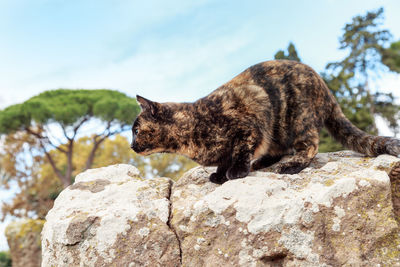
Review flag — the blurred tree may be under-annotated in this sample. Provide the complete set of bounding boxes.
[147,153,198,179]
[274,42,301,62]
[0,251,11,267]
[381,40,400,72]
[71,134,196,181]
[321,7,400,151]
[0,89,140,188]
[0,134,197,220]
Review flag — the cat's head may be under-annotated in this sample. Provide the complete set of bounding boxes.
[131,95,178,155]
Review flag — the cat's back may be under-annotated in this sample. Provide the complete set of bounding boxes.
[210,60,332,108]
[199,60,335,135]
[235,60,325,91]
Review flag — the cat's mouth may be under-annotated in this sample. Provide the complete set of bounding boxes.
[133,146,166,156]
[137,150,152,156]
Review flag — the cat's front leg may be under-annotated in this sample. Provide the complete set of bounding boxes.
[224,135,255,180]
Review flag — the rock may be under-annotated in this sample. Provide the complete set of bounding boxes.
[171,151,400,266]
[41,164,180,267]
[5,219,44,267]
[42,152,400,266]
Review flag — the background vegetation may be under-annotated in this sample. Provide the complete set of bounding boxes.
[0,251,11,267]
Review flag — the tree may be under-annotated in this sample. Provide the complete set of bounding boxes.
[90,135,197,180]
[1,134,197,220]
[0,89,140,188]
[147,153,198,179]
[324,8,399,133]
[274,42,301,62]
[320,8,400,151]
[0,251,11,267]
[381,40,400,73]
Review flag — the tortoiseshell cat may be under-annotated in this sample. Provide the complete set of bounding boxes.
[131,60,400,184]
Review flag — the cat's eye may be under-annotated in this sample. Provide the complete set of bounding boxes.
[134,129,139,135]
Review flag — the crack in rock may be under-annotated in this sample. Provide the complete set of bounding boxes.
[166,181,183,265]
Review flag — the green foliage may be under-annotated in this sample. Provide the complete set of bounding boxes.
[0,89,140,133]
[318,129,344,153]
[0,251,11,267]
[382,40,400,73]
[328,8,391,79]
[0,89,140,189]
[274,42,301,62]
[321,7,400,150]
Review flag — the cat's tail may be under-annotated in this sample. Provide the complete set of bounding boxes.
[325,103,400,157]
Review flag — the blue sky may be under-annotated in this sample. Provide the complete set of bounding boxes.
[1,0,400,250]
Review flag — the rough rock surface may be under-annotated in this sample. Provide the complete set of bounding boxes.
[171,151,400,266]
[42,152,400,266]
[5,219,44,267]
[41,164,180,267]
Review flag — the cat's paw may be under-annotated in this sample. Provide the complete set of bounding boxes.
[273,162,305,174]
[209,172,228,184]
[226,164,249,180]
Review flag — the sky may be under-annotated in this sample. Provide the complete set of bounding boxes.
[1,0,400,251]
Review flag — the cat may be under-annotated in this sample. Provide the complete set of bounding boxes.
[131,60,400,184]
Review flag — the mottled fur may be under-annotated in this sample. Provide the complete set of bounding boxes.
[131,60,400,184]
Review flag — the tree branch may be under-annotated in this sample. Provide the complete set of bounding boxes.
[38,140,69,188]
[25,127,68,154]
[84,135,106,171]
[65,139,74,188]
[83,120,124,170]
[61,125,72,141]
[72,116,90,139]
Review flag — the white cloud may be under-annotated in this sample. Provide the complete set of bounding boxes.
[0,25,254,108]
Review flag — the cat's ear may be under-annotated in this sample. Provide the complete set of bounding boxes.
[136,95,158,116]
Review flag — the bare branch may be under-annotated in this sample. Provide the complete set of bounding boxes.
[25,127,68,154]
[37,140,69,188]
[72,116,90,138]
[84,135,107,170]
[43,124,68,147]
[61,124,72,141]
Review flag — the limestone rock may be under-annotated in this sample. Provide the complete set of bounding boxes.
[42,153,400,266]
[5,219,44,267]
[41,164,180,267]
[171,151,400,266]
